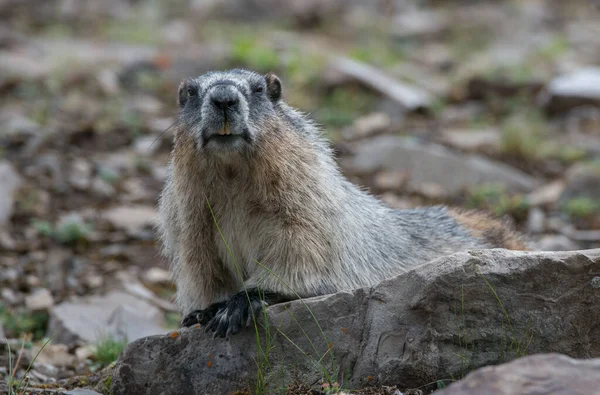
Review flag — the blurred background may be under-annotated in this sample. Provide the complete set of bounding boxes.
[1,0,599,389]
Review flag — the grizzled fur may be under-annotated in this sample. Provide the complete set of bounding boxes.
[157,69,526,338]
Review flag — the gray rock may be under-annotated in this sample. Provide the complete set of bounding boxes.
[143,267,172,286]
[111,248,600,394]
[25,288,54,311]
[133,136,160,157]
[392,9,448,39]
[437,353,600,395]
[106,305,168,343]
[330,57,433,111]
[68,159,93,191]
[347,136,537,194]
[560,162,600,204]
[533,235,580,251]
[102,205,157,237]
[48,291,166,345]
[541,67,600,113]
[64,389,103,395]
[0,160,23,225]
[526,207,545,234]
[343,112,391,141]
[0,111,40,141]
[439,128,501,153]
[526,180,565,207]
[90,177,116,198]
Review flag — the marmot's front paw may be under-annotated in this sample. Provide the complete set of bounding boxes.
[181,301,226,327]
[204,290,267,338]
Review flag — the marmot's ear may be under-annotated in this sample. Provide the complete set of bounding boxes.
[265,72,282,103]
[177,80,189,108]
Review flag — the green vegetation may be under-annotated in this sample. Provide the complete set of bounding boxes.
[500,110,546,160]
[486,63,536,84]
[231,36,281,73]
[97,166,121,185]
[6,336,54,395]
[466,184,529,220]
[0,306,49,340]
[562,197,600,219]
[315,87,378,129]
[102,19,161,45]
[94,337,127,368]
[535,34,569,62]
[164,312,181,330]
[31,216,93,245]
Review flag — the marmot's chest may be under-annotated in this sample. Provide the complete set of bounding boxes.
[212,199,278,280]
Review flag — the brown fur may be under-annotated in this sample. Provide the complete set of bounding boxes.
[448,208,528,251]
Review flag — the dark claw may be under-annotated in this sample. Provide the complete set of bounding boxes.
[203,289,269,338]
[181,301,227,328]
[181,310,203,327]
[202,289,291,338]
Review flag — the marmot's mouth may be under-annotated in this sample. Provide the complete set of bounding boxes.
[208,134,243,144]
[201,126,253,148]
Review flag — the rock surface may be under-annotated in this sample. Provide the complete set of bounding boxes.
[48,291,167,345]
[437,353,600,395]
[541,67,600,113]
[0,160,23,225]
[112,248,600,394]
[347,136,538,194]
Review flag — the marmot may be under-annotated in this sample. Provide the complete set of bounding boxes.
[157,68,527,338]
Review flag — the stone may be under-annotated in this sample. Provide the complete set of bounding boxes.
[541,67,600,114]
[161,20,194,45]
[526,180,565,206]
[106,305,167,343]
[330,57,432,111]
[0,111,40,142]
[44,248,70,293]
[437,353,600,395]
[374,171,408,191]
[68,159,93,191]
[439,128,501,153]
[343,112,391,141]
[526,207,545,234]
[35,344,77,368]
[75,345,95,361]
[25,288,54,311]
[346,136,537,194]
[47,291,166,345]
[560,162,600,204]
[91,177,116,198]
[532,235,581,252]
[102,205,157,237]
[1,288,19,305]
[143,267,172,285]
[117,271,177,312]
[0,160,23,225]
[97,68,120,96]
[392,9,448,39]
[64,389,103,395]
[133,136,160,156]
[111,249,600,394]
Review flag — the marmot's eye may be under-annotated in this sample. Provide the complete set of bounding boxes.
[187,87,197,97]
[254,86,264,94]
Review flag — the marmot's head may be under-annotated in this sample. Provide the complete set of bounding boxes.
[177,68,282,155]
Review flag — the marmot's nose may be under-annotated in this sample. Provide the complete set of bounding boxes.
[210,86,239,111]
